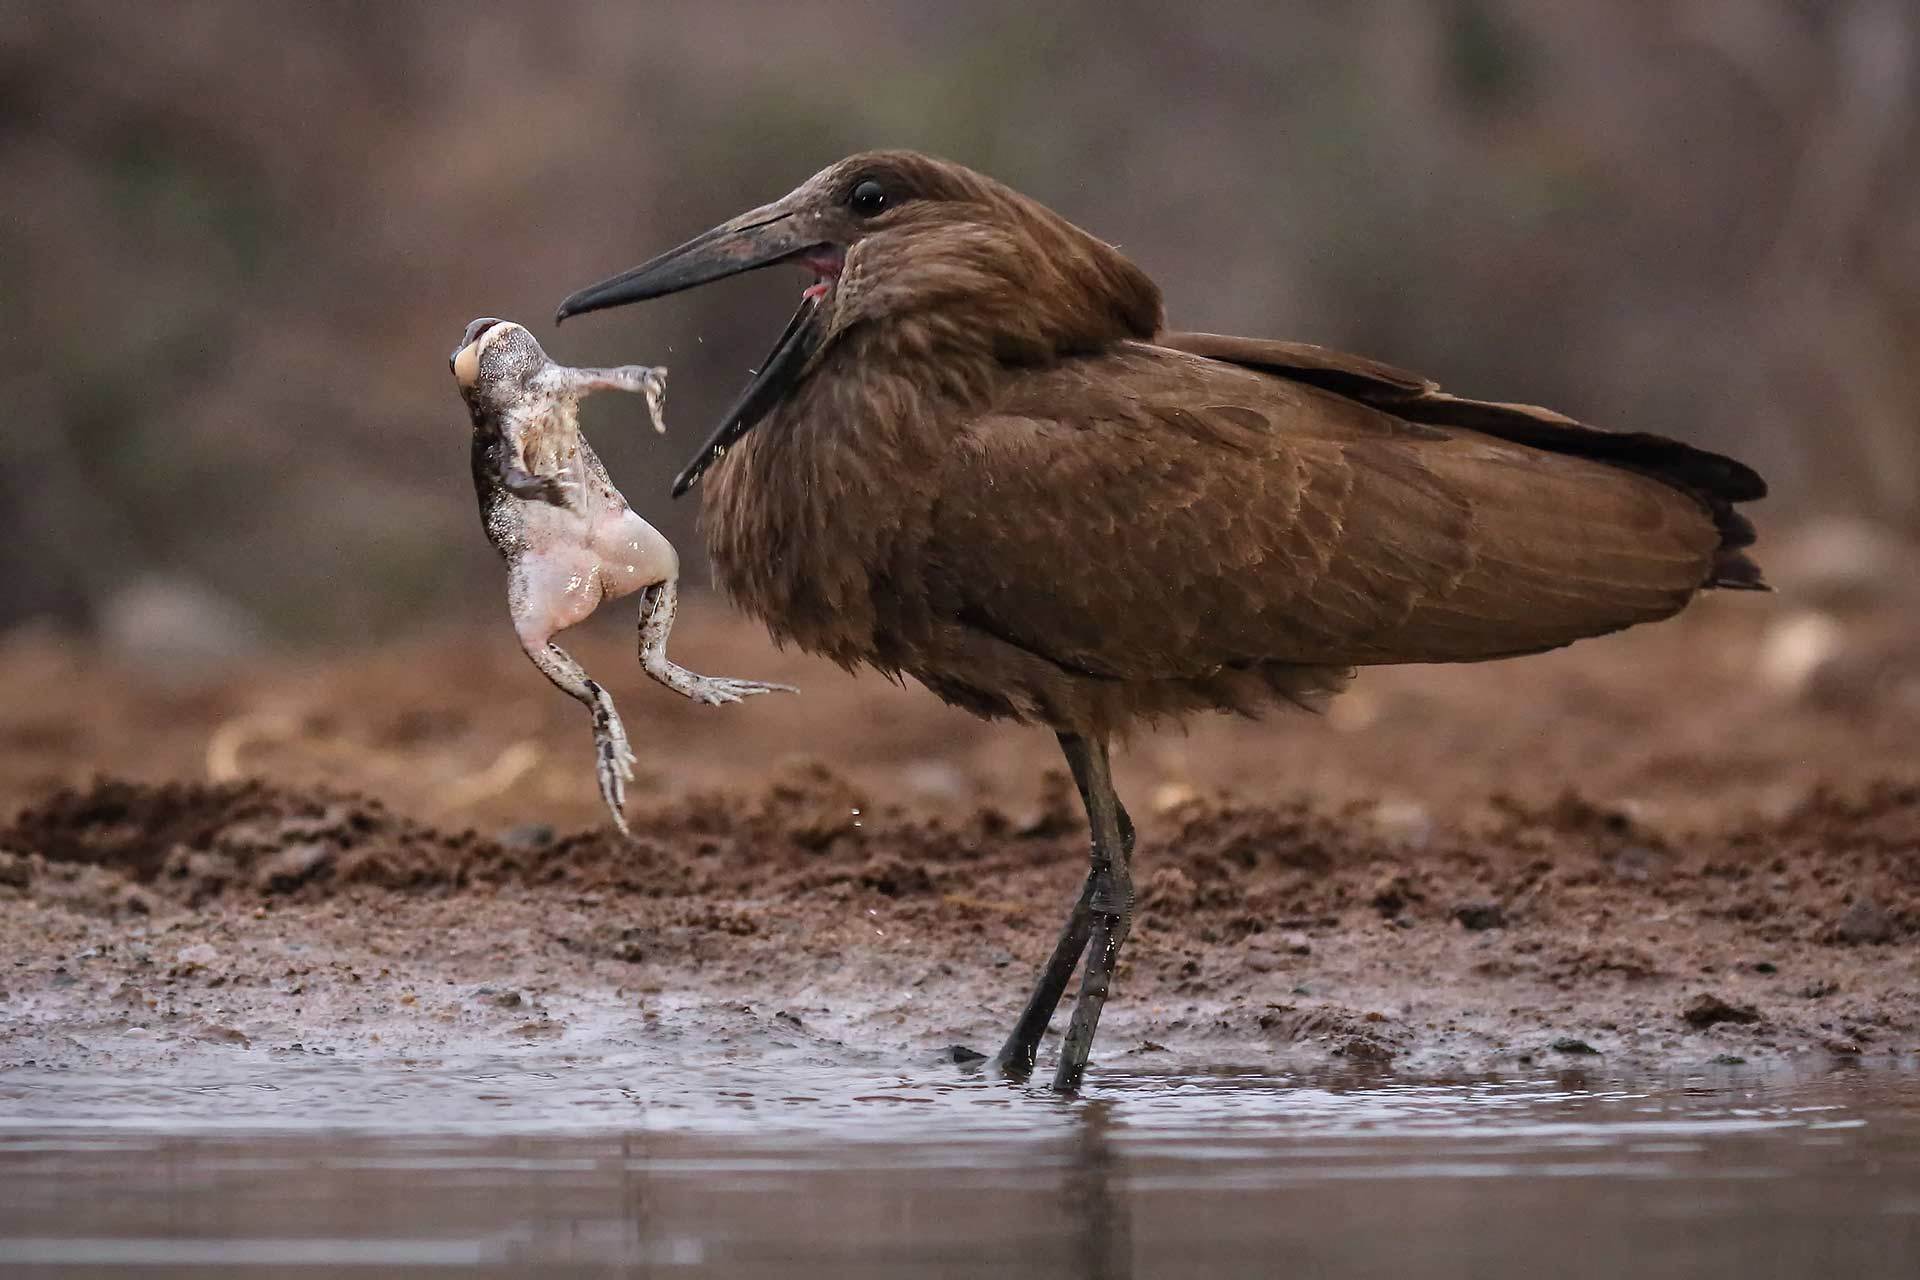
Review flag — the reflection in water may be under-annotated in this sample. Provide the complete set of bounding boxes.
[1,1062,1918,1276]
[1069,1102,1131,1280]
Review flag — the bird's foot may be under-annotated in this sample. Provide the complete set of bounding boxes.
[679,675,798,707]
[988,1044,1039,1082]
[591,705,636,835]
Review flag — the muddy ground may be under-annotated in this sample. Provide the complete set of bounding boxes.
[4,528,1919,1080]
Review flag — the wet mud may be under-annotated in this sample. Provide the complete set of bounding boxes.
[3,549,1919,1078]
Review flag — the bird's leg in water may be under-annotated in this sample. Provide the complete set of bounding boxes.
[994,733,1135,1082]
[1051,734,1134,1094]
[637,580,797,705]
[517,636,634,835]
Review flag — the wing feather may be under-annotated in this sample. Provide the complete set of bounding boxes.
[920,345,1736,679]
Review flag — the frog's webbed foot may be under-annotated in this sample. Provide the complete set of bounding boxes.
[676,674,798,706]
[520,637,634,835]
[591,701,636,836]
[638,580,798,706]
[500,462,576,508]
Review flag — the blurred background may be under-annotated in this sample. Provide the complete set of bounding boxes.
[2,0,1916,651]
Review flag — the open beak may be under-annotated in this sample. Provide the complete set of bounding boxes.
[669,294,823,496]
[553,199,834,497]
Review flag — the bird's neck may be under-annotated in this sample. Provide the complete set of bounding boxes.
[698,327,998,666]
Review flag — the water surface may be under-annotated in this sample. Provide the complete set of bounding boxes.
[2,1058,1916,1276]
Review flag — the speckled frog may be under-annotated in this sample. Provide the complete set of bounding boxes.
[451,318,793,833]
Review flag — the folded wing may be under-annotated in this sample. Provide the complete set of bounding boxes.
[921,342,1759,681]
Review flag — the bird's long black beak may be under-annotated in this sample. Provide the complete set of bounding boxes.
[554,199,833,497]
[553,201,824,323]
[669,295,823,497]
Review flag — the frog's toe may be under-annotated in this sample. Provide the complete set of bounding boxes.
[695,677,798,706]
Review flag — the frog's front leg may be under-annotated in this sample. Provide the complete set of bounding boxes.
[637,579,797,705]
[511,568,633,834]
[499,461,575,507]
[541,364,668,434]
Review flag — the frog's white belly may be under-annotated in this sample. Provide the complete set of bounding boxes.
[507,497,678,641]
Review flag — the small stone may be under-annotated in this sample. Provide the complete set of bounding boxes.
[1150,782,1198,815]
[1708,1054,1748,1066]
[254,843,331,894]
[1244,947,1283,974]
[499,824,556,850]
[1370,799,1433,849]
[1550,1037,1599,1055]
[943,1044,987,1065]
[1830,899,1898,946]
[176,943,219,967]
[1452,902,1507,931]
[1682,993,1761,1029]
[1370,872,1415,916]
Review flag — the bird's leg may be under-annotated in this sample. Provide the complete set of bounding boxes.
[637,579,797,705]
[1051,734,1134,1095]
[516,633,634,836]
[993,733,1135,1082]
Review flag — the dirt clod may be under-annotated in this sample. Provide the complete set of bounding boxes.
[1683,994,1762,1029]
[1452,902,1508,931]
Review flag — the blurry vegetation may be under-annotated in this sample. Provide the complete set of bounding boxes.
[0,0,1915,641]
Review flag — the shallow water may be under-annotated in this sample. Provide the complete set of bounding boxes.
[2,1058,1917,1277]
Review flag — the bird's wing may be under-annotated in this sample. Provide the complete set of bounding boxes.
[921,344,1730,679]
[1159,331,1766,586]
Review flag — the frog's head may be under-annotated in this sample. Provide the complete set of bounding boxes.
[450,318,547,414]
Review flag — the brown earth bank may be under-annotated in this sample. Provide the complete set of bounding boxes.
[3,542,1919,1079]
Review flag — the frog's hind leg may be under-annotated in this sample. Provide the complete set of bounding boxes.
[517,633,634,835]
[638,579,797,705]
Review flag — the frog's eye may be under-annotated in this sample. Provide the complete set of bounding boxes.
[452,337,485,387]
[452,318,509,387]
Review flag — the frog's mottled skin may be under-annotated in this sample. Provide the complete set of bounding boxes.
[451,318,793,833]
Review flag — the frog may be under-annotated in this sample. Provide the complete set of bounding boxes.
[450,317,794,833]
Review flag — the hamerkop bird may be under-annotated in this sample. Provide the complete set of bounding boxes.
[555,151,1766,1092]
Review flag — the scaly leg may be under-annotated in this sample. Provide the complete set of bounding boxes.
[1050,734,1134,1095]
[638,580,796,705]
[519,635,635,835]
[993,733,1136,1080]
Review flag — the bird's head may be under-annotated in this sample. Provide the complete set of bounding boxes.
[554,151,1162,494]
[450,317,549,417]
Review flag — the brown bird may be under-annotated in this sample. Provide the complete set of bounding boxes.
[555,151,1765,1093]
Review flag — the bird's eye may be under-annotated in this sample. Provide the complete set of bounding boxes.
[850,179,889,216]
